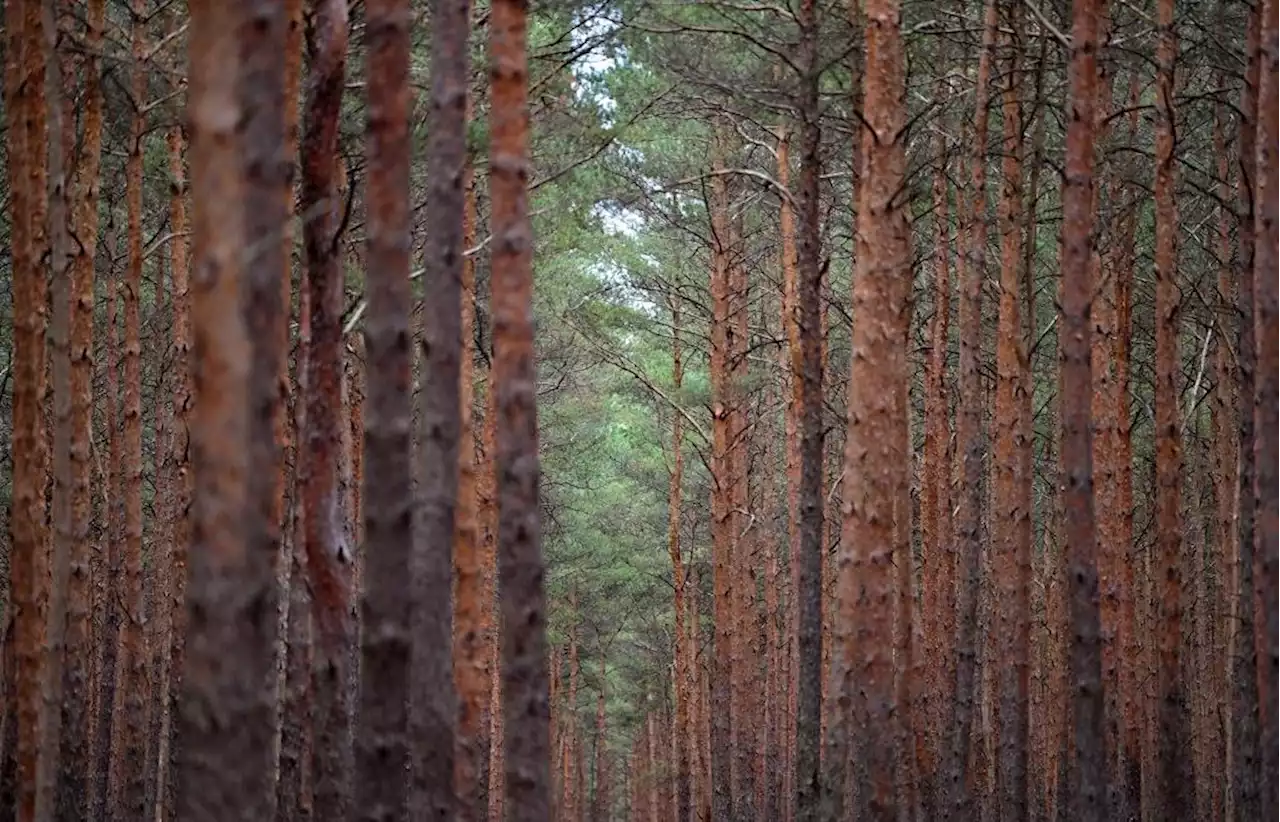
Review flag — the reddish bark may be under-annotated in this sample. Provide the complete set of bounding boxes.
[58,1,104,815]
[667,296,691,822]
[945,2,996,815]
[173,2,270,818]
[489,0,550,813]
[108,6,150,815]
[1060,0,1107,816]
[993,5,1030,816]
[455,165,489,821]
[356,0,417,818]
[708,132,734,822]
[300,0,353,816]
[832,0,908,817]
[1152,1,1189,815]
[1252,0,1279,809]
[1231,4,1263,816]
[793,0,825,818]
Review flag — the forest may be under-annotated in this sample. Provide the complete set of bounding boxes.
[0,0,1276,820]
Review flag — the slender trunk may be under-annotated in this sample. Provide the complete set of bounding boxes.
[1152,2,1189,816]
[776,124,801,822]
[355,0,416,818]
[299,0,353,817]
[455,165,488,822]
[2,1,50,806]
[920,30,953,805]
[793,1,824,819]
[58,1,104,816]
[158,107,191,822]
[108,6,149,815]
[1060,0,1107,817]
[708,133,734,822]
[668,297,691,822]
[1229,4,1263,818]
[410,0,470,810]
[240,1,291,817]
[945,3,996,817]
[40,0,71,815]
[993,5,1030,818]
[1252,0,1279,811]
[489,0,550,814]
[593,658,608,822]
[481,380,504,822]
[277,269,314,822]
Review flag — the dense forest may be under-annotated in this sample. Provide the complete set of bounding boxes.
[0,0,1276,820]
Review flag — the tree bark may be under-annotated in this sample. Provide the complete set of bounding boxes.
[489,0,550,815]
[299,0,353,817]
[173,2,270,819]
[57,1,104,816]
[1152,2,1189,816]
[830,0,908,818]
[1231,4,1263,817]
[108,5,150,815]
[993,4,1030,817]
[1060,0,1107,817]
[1252,0,1278,811]
[355,0,416,818]
[944,3,996,817]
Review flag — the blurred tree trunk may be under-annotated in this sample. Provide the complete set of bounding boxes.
[355,0,416,817]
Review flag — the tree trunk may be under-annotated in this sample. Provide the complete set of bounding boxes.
[793,1,824,820]
[993,5,1030,818]
[1152,2,1189,816]
[108,5,150,815]
[489,0,550,814]
[668,296,691,822]
[355,0,416,818]
[300,0,353,817]
[708,131,735,822]
[945,3,996,816]
[173,2,270,819]
[831,0,908,817]
[58,1,104,815]
[1252,0,1278,811]
[1060,0,1107,817]
[1231,4,1263,817]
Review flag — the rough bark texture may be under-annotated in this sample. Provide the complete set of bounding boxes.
[993,6,1030,817]
[1152,2,1188,816]
[173,2,268,819]
[41,0,71,815]
[708,133,734,822]
[355,1,416,819]
[300,1,353,818]
[920,32,953,802]
[108,6,150,816]
[455,166,488,822]
[944,3,995,816]
[411,0,469,811]
[667,298,691,822]
[834,0,908,817]
[159,101,192,822]
[1060,0,1107,817]
[793,2,824,820]
[1231,4,1262,816]
[1253,0,1278,812]
[58,1,104,816]
[278,276,314,822]
[489,0,551,816]
[3,3,50,804]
